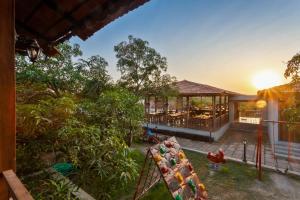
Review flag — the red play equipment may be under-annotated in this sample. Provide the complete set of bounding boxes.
[256,120,300,180]
[207,149,226,164]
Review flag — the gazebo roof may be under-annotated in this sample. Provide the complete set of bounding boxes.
[175,80,238,96]
[16,0,149,55]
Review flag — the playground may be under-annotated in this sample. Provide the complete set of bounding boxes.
[129,146,300,200]
[128,127,300,200]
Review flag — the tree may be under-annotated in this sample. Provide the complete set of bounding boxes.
[283,53,300,124]
[17,42,83,97]
[114,35,176,97]
[76,55,112,98]
[17,42,111,99]
[285,53,300,83]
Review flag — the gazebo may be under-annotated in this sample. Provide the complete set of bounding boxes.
[145,80,237,139]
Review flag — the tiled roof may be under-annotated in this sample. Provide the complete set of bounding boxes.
[175,80,238,96]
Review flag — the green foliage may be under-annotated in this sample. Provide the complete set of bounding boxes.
[16,42,83,96]
[16,42,111,98]
[17,96,76,138]
[22,172,79,200]
[283,52,300,126]
[15,39,165,199]
[76,55,112,98]
[190,97,212,108]
[59,118,139,199]
[114,35,176,97]
[285,53,300,83]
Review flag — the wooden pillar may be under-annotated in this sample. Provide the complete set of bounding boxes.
[165,97,169,113]
[186,96,190,112]
[147,96,150,113]
[212,96,216,131]
[154,96,157,113]
[0,0,16,199]
[144,97,147,113]
[219,95,222,126]
[186,96,190,127]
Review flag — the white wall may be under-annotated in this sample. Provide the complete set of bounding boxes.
[267,98,279,144]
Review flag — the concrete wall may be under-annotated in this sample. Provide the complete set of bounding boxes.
[145,122,230,141]
[213,122,231,141]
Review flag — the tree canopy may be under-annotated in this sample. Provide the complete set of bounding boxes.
[283,52,300,123]
[285,53,300,83]
[114,35,176,97]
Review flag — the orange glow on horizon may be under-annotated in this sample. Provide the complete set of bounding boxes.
[252,70,283,90]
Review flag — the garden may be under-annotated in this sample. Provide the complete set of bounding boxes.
[16,35,300,200]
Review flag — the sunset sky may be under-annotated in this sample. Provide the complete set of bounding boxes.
[70,0,300,94]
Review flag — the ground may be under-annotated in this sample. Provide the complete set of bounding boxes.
[175,127,300,173]
[22,142,300,200]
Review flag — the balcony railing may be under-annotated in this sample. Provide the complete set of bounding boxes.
[146,112,229,131]
[2,170,33,200]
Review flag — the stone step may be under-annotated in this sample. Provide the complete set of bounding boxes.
[274,152,300,162]
[230,122,263,133]
[274,144,300,160]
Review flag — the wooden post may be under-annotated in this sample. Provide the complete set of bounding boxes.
[154,97,157,113]
[212,96,216,131]
[186,96,190,128]
[165,97,169,113]
[0,0,16,199]
[219,95,222,127]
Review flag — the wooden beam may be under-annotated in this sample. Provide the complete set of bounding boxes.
[0,0,16,199]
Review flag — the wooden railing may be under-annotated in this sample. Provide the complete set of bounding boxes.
[2,170,33,200]
[146,113,229,132]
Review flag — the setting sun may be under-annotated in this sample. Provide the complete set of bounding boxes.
[252,70,282,90]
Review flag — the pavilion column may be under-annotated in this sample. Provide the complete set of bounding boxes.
[186,96,190,127]
[147,96,150,113]
[226,96,229,121]
[212,96,216,131]
[144,96,148,113]
[219,95,222,126]
[0,0,16,199]
[165,97,169,113]
[154,96,157,113]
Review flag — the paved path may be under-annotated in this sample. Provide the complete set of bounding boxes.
[161,128,300,174]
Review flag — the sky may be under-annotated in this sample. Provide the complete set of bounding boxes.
[70,0,300,95]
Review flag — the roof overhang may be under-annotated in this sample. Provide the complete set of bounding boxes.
[15,0,149,56]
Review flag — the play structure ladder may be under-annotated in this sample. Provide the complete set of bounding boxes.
[133,149,161,200]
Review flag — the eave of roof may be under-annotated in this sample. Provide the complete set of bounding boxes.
[15,0,149,55]
[175,80,239,96]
